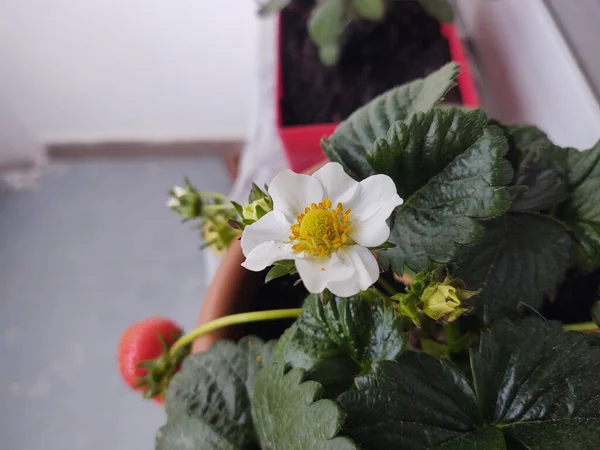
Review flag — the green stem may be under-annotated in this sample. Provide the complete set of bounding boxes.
[364,286,387,301]
[376,277,398,297]
[204,204,235,214]
[169,308,302,357]
[200,191,231,202]
[562,322,598,332]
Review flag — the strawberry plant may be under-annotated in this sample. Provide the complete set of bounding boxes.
[123,63,600,448]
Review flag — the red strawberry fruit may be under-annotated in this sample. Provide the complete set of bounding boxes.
[118,317,186,403]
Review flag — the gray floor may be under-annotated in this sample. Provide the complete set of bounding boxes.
[0,157,230,449]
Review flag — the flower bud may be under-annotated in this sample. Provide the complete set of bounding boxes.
[166,184,202,220]
[421,283,465,322]
[202,213,241,256]
[242,198,272,223]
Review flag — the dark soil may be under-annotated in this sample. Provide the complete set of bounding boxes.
[541,268,600,324]
[244,275,308,341]
[280,0,462,126]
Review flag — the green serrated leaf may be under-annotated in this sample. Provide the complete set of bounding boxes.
[339,354,481,449]
[420,0,455,23]
[351,0,384,21]
[456,215,572,324]
[432,427,507,449]
[509,150,568,213]
[380,122,513,274]
[556,141,600,270]
[338,318,600,449]
[506,124,570,173]
[251,364,359,450]
[265,260,295,283]
[322,63,458,180]
[368,108,491,197]
[561,141,600,187]
[473,319,600,448]
[588,332,600,348]
[277,293,407,389]
[156,415,241,450]
[160,337,274,449]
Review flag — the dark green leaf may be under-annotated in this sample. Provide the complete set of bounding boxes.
[160,337,274,449]
[322,63,458,180]
[339,355,481,449]
[561,141,600,187]
[593,301,600,327]
[265,260,295,283]
[472,319,600,448]
[432,428,506,449]
[509,150,568,212]
[156,415,243,450]
[380,123,512,274]
[351,0,384,21]
[420,0,455,23]
[277,293,407,388]
[338,318,600,449]
[587,332,600,348]
[251,364,359,450]
[507,124,552,148]
[456,215,572,324]
[505,124,571,174]
[503,124,600,268]
[557,141,600,270]
[368,108,490,197]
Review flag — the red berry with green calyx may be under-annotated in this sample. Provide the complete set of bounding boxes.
[117,317,189,403]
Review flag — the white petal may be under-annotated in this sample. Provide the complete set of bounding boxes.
[326,246,380,297]
[242,241,294,272]
[350,213,392,247]
[166,197,180,208]
[173,185,187,197]
[268,169,323,222]
[240,210,291,256]
[295,253,349,294]
[312,162,359,205]
[345,174,403,221]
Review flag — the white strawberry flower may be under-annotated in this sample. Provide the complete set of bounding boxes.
[241,162,403,297]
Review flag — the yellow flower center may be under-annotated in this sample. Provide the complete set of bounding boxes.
[289,198,352,257]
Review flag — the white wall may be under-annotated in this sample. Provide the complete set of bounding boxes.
[456,0,600,150]
[0,0,258,162]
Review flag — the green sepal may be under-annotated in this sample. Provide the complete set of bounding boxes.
[265,260,296,283]
[135,332,191,400]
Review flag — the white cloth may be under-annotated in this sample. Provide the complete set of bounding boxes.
[204,16,288,281]
[229,15,288,204]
